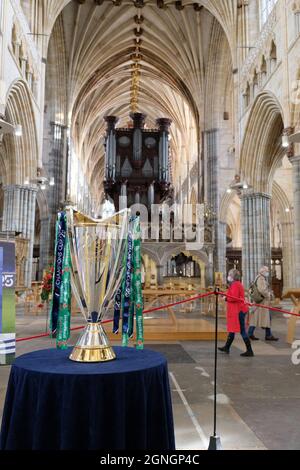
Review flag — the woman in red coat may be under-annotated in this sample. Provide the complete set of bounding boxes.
[218,269,254,357]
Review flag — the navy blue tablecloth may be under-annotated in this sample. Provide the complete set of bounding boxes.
[0,347,175,450]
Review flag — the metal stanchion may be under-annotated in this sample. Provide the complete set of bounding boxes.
[208,288,222,450]
[45,301,49,333]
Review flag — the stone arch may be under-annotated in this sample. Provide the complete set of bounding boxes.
[219,190,241,248]
[160,245,209,268]
[4,80,38,184]
[271,181,295,290]
[240,91,284,194]
[160,247,208,288]
[141,245,161,267]
[219,190,235,223]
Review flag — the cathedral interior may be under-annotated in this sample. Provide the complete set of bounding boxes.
[1,0,300,452]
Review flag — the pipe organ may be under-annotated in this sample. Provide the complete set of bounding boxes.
[104,112,172,211]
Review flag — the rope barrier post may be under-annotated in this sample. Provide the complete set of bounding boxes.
[208,287,222,451]
[45,301,49,334]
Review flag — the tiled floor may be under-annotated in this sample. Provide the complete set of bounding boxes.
[1,310,300,450]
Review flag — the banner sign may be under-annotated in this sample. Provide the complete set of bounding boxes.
[0,238,16,365]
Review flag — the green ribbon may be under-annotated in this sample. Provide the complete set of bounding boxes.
[120,217,144,348]
[56,230,71,349]
[132,217,144,350]
[50,213,71,349]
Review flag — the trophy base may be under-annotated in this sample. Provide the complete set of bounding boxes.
[69,345,116,363]
[69,322,116,363]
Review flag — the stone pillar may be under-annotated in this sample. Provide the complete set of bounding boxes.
[205,129,219,276]
[217,221,227,279]
[2,185,37,287]
[206,129,218,214]
[38,216,51,279]
[240,192,271,288]
[205,248,214,286]
[290,156,300,287]
[281,221,295,290]
[157,265,164,286]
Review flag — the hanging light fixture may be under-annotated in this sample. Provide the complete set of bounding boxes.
[14,124,22,137]
[282,135,289,148]
[24,174,55,190]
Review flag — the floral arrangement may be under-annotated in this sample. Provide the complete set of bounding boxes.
[40,265,54,303]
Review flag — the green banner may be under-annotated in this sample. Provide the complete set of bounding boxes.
[56,231,71,349]
[132,218,144,350]
[50,212,71,349]
[116,216,144,349]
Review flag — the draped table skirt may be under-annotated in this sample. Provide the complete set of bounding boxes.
[0,347,175,450]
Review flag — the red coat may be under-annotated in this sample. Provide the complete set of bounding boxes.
[225,281,248,333]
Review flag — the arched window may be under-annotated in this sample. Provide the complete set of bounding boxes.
[260,0,277,27]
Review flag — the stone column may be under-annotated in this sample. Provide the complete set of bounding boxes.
[217,221,227,279]
[38,216,51,279]
[205,248,214,286]
[2,185,37,287]
[281,221,295,290]
[205,129,219,276]
[290,156,300,287]
[240,192,271,288]
[206,129,218,214]
[157,265,164,286]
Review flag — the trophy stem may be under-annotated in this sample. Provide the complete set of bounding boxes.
[69,322,116,363]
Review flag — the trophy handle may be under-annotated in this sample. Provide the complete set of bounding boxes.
[65,207,89,321]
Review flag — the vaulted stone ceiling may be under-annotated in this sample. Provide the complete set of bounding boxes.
[43,0,233,198]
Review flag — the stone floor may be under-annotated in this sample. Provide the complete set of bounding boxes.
[0,309,300,450]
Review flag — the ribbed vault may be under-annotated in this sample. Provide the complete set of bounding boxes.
[44,0,232,201]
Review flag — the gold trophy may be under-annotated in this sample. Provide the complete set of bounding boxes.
[66,207,130,362]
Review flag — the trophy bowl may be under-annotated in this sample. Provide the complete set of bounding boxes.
[66,207,130,362]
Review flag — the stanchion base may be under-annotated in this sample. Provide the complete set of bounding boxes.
[208,436,222,450]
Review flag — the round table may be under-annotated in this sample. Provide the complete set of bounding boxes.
[0,347,175,450]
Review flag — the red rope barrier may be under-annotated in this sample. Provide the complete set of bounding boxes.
[143,291,214,314]
[17,289,298,344]
[217,290,300,318]
[16,291,216,343]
